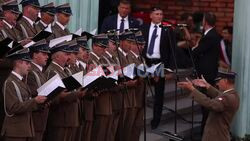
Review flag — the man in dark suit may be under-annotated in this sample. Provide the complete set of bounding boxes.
[192,12,221,134]
[141,7,173,129]
[100,0,139,33]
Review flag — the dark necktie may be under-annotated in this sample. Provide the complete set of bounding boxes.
[148,25,158,56]
[119,18,125,33]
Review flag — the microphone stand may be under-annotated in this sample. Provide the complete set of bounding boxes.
[160,25,184,141]
[128,28,156,141]
[110,30,131,141]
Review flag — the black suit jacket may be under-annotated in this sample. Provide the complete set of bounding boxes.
[100,14,139,33]
[141,24,173,68]
[193,28,221,84]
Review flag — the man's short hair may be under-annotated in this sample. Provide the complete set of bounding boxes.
[204,12,216,26]
[119,0,131,5]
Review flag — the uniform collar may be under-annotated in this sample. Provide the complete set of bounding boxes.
[105,51,112,58]
[118,47,127,57]
[11,71,23,80]
[90,52,100,60]
[56,21,66,30]
[223,88,234,94]
[40,20,48,27]
[3,20,13,29]
[32,62,43,72]
[130,50,139,58]
[52,61,64,71]
[23,16,35,27]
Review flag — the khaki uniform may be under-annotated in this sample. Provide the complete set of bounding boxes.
[35,21,46,33]
[16,17,39,39]
[45,62,80,141]
[128,51,145,141]
[89,52,113,141]
[116,49,138,141]
[1,21,22,41]
[103,51,123,141]
[26,64,49,141]
[191,86,240,141]
[1,73,38,140]
[48,22,70,40]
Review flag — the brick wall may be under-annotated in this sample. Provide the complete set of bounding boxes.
[132,0,234,32]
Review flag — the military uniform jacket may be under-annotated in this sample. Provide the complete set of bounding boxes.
[45,62,80,127]
[1,21,22,41]
[128,51,145,108]
[89,52,113,115]
[35,21,46,33]
[1,73,38,137]
[16,17,39,39]
[118,48,137,108]
[191,86,240,141]
[47,22,70,40]
[26,63,49,132]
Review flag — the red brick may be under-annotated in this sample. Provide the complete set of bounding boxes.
[214,12,225,17]
[167,6,183,10]
[217,8,234,12]
[200,0,216,1]
[203,7,217,12]
[193,2,209,7]
[210,2,226,8]
[217,18,233,22]
[227,3,234,8]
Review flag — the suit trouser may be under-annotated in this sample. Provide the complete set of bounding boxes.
[151,77,165,126]
[91,115,113,141]
[46,127,77,141]
[4,137,31,141]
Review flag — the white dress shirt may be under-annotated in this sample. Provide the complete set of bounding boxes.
[204,27,214,36]
[3,20,13,29]
[117,14,129,31]
[147,22,162,59]
[40,20,48,27]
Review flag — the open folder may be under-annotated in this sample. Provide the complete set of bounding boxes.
[83,66,117,91]
[37,74,65,100]
[62,71,83,91]
[32,24,53,42]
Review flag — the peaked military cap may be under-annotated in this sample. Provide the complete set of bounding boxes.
[40,2,56,15]
[76,36,89,50]
[2,0,20,14]
[7,48,31,61]
[20,0,40,8]
[29,39,50,53]
[68,39,79,53]
[119,31,134,41]
[215,70,237,81]
[50,41,72,54]
[56,3,72,16]
[92,34,109,48]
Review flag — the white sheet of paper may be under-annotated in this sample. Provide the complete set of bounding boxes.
[74,28,82,36]
[123,63,136,79]
[37,74,65,96]
[146,62,162,74]
[44,24,52,33]
[137,63,146,72]
[49,35,73,47]
[8,41,14,48]
[24,41,35,48]
[83,66,105,87]
[72,71,84,86]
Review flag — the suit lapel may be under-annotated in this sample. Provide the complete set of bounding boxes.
[22,18,37,35]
